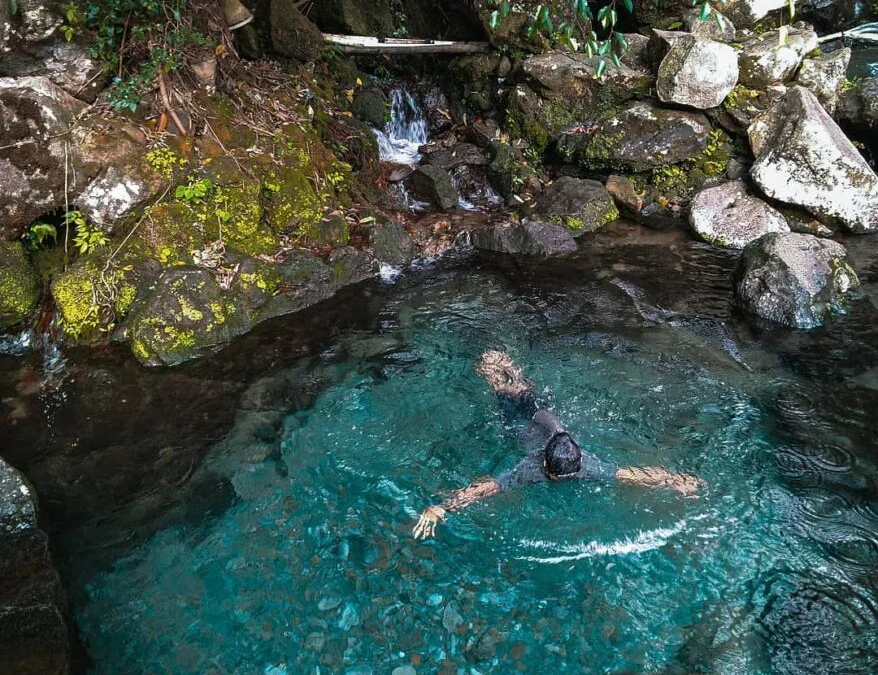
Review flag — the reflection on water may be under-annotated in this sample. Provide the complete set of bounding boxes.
[3,226,878,675]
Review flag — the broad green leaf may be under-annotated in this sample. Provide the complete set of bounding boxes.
[489,10,500,30]
[787,0,795,18]
[623,0,634,12]
[595,59,608,78]
[713,12,725,29]
[9,0,18,15]
[615,33,629,51]
[500,0,510,16]
[611,52,622,67]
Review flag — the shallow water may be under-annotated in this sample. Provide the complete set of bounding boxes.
[3,226,878,675]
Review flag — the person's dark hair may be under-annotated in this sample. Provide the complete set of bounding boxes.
[544,433,582,478]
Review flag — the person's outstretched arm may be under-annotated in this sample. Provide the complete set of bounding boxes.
[412,477,502,540]
[614,466,704,496]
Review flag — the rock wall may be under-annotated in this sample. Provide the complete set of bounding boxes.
[0,458,69,675]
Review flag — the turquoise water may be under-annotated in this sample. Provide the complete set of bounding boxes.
[61,243,878,674]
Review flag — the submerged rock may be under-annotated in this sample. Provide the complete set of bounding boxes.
[749,86,878,233]
[735,232,859,328]
[689,180,789,248]
[0,240,40,329]
[556,102,712,172]
[0,457,69,675]
[738,27,819,88]
[794,48,850,114]
[406,165,459,210]
[532,177,618,235]
[657,34,739,109]
[473,219,577,256]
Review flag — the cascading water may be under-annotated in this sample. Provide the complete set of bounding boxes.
[373,89,429,165]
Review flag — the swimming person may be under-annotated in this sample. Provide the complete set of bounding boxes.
[412,350,705,540]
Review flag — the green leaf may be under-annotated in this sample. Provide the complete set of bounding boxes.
[489,10,500,29]
[500,0,511,16]
[713,12,725,29]
[787,0,795,18]
[595,59,608,78]
[700,2,711,21]
[611,52,622,67]
[623,0,634,12]
[615,33,629,51]
[8,0,17,15]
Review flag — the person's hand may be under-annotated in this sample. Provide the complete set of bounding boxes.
[670,473,705,496]
[412,505,446,540]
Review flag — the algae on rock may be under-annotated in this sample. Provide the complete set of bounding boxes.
[0,240,40,328]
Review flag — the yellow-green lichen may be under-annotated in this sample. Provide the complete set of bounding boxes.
[201,180,280,257]
[0,240,40,328]
[52,262,101,339]
[146,147,187,180]
[263,167,324,240]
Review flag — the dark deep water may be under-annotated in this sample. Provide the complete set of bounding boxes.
[2,223,877,674]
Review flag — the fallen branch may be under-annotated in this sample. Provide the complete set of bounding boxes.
[158,72,188,136]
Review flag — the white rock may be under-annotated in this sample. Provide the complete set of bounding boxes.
[690,180,789,248]
[723,0,793,27]
[739,27,819,88]
[749,86,878,233]
[794,48,850,114]
[657,35,739,109]
[683,8,736,42]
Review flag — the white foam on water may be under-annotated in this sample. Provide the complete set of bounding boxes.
[379,263,403,284]
[516,520,689,564]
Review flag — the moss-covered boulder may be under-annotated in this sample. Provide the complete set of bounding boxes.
[556,102,713,172]
[264,166,324,240]
[0,240,40,328]
[138,202,205,266]
[269,0,324,62]
[205,179,279,256]
[406,165,459,211]
[532,177,619,235]
[126,267,252,366]
[352,87,387,128]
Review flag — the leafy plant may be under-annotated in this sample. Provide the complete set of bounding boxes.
[60,2,84,41]
[67,211,109,255]
[22,221,58,250]
[489,0,724,76]
[175,178,214,204]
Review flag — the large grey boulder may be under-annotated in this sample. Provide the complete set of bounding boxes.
[406,165,459,211]
[749,86,878,233]
[735,232,859,328]
[657,35,739,109]
[369,220,417,266]
[0,457,69,675]
[556,101,712,171]
[532,177,619,234]
[795,48,850,114]
[739,27,819,88]
[690,180,789,248]
[0,76,85,239]
[473,219,577,256]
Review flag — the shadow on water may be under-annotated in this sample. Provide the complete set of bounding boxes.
[2,223,878,674]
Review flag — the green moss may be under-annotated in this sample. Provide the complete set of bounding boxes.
[0,240,40,328]
[130,317,197,360]
[52,261,102,340]
[145,147,187,179]
[263,167,324,240]
[202,180,280,257]
[138,202,205,266]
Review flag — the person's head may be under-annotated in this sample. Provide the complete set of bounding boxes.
[543,432,582,480]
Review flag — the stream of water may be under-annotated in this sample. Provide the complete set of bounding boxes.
[4,227,875,675]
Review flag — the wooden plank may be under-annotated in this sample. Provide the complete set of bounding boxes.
[323,33,491,54]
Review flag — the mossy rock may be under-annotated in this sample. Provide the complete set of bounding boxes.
[203,179,280,257]
[126,267,252,366]
[230,254,284,313]
[263,167,324,240]
[504,84,576,154]
[51,260,102,341]
[138,202,205,266]
[0,240,40,329]
[533,176,619,235]
[310,215,350,247]
[352,87,387,127]
[369,220,416,266]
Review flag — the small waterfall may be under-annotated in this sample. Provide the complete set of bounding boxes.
[374,89,428,165]
[1,329,67,389]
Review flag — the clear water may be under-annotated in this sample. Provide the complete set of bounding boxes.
[374,89,428,166]
[64,235,878,675]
